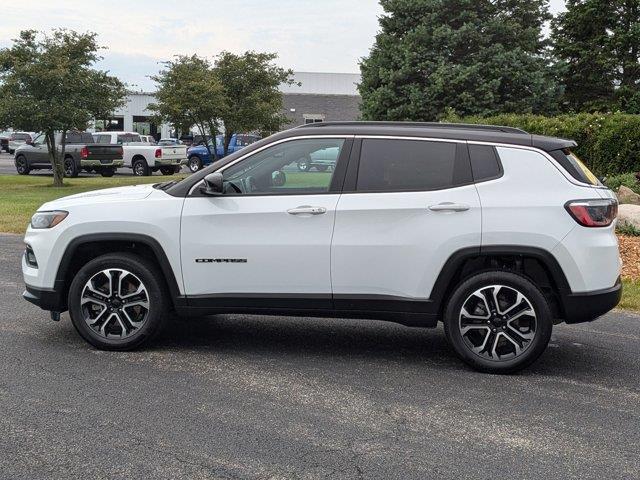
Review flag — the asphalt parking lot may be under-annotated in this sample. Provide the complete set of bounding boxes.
[1,233,639,479]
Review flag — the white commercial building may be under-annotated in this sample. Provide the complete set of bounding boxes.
[94,72,362,139]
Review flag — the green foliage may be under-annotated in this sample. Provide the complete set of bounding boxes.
[617,222,640,237]
[551,0,640,113]
[149,55,226,158]
[0,30,126,186]
[443,112,640,176]
[359,0,561,121]
[215,51,296,155]
[604,173,640,194]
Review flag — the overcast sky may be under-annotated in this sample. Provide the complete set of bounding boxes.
[0,0,567,91]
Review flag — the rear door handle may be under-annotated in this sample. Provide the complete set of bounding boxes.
[287,206,327,215]
[428,202,470,212]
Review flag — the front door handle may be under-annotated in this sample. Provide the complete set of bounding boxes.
[287,205,327,215]
[428,202,470,212]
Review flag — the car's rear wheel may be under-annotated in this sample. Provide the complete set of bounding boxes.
[68,253,169,350]
[160,166,174,175]
[63,157,79,178]
[188,156,202,173]
[443,271,552,373]
[15,155,30,175]
[132,158,150,176]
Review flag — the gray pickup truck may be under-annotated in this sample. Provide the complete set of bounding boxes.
[14,132,124,177]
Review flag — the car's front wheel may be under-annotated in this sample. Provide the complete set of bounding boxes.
[443,271,552,373]
[15,155,30,175]
[68,253,169,350]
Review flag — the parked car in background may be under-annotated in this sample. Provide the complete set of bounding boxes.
[0,131,12,152]
[8,132,35,154]
[93,131,186,176]
[186,134,260,172]
[14,131,124,177]
[296,146,340,171]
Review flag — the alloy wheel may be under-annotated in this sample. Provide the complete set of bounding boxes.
[458,285,537,361]
[189,158,199,172]
[80,268,150,339]
[64,159,74,176]
[16,157,27,173]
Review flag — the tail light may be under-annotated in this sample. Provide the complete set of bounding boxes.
[117,147,123,157]
[155,148,162,158]
[565,199,617,227]
[80,146,89,159]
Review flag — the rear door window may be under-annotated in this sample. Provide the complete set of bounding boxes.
[356,139,470,192]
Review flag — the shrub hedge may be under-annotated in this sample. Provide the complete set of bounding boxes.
[442,112,640,176]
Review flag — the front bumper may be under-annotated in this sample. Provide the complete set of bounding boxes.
[81,159,124,168]
[562,278,622,324]
[23,284,67,312]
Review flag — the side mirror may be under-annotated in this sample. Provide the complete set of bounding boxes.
[201,172,224,196]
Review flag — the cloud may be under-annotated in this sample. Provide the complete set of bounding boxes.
[0,0,383,88]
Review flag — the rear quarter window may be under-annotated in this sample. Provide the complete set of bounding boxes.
[549,149,600,186]
[356,139,471,192]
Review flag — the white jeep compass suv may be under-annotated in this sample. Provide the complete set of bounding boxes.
[22,122,621,373]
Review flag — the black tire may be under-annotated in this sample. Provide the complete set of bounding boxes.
[160,166,174,175]
[63,156,79,178]
[15,155,30,175]
[315,164,328,172]
[8,149,14,155]
[188,156,202,173]
[443,271,553,374]
[99,168,115,177]
[67,253,169,350]
[132,158,150,176]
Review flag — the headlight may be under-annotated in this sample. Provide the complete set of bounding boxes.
[30,210,68,229]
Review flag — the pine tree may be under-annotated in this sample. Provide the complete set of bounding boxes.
[552,0,640,112]
[359,0,560,121]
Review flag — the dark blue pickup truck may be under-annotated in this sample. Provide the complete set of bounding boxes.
[186,134,260,172]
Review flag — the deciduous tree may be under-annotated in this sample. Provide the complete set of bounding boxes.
[214,51,296,155]
[0,30,126,186]
[149,55,226,159]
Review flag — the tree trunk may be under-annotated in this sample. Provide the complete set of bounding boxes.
[47,131,64,188]
[224,131,234,156]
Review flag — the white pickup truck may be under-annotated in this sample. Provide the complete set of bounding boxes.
[93,131,187,176]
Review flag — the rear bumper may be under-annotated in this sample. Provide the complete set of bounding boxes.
[81,159,124,167]
[23,284,67,312]
[562,278,622,324]
[156,158,184,166]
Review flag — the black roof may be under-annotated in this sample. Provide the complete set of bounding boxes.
[292,121,576,152]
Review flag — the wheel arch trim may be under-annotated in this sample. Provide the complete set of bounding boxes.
[54,233,182,306]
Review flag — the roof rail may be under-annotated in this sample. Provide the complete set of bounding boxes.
[296,121,528,135]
